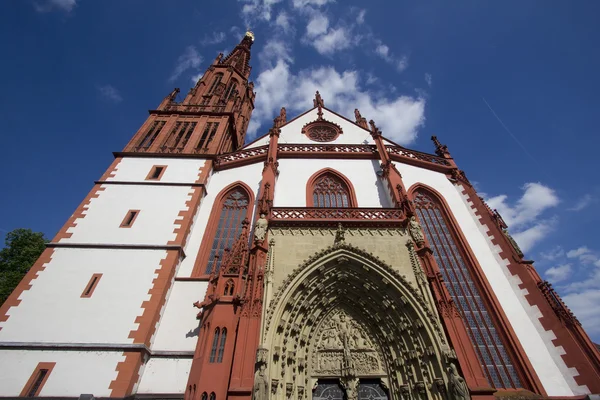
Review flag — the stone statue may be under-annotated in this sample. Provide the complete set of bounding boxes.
[502,229,524,257]
[334,223,346,245]
[254,214,268,243]
[448,362,470,400]
[253,363,269,400]
[343,378,359,400]
[409,216,425,246]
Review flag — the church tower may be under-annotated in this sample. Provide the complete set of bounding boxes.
[1,30,600,400]
[123,32,255,155]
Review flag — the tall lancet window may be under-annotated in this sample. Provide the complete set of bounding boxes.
[413,189,522,389]
[310,171,355,208]
[208,73,223,94]
[198,185,252,276]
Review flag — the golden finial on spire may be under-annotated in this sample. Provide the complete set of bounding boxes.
[245,30,255,42]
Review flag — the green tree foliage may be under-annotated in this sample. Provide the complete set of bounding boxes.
[0,229,48,306]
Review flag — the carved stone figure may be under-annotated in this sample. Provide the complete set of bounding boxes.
[334,223,346,245]
[253,363,269,400]
[409,216,425,246]
[342,378,359,400]
[502,229,524,257]
[448,362,470,400]
[254,214,268,243]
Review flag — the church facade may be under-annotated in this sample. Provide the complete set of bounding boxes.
[0,33,599,400]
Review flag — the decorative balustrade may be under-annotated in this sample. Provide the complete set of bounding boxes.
[162,104,228,113]
[386,145,450,166]
[215,145,269,168]
[278,144,378,155]
[270,207,405,226]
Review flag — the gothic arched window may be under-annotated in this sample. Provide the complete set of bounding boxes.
[208,73,223,94]
[224,280,235,296]
[217,328,227,363]
[209,328,220,363]
[413,188,522,389]
[308,170,356,208]
[194,184,253,276]
[209,393,216,400]
[224,79,238,101]
[201,393,207,400]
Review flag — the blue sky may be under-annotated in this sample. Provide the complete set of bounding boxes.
[1,0,599,340]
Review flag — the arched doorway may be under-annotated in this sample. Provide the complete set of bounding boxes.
[262,243,452,400]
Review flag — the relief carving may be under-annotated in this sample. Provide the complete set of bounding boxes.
[447,362,470,400]
[409,216,425,246]
[254,213,268,243]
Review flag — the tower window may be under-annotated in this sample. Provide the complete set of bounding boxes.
[138,120,166,149]
[208,73,223,94]
[413,189,522,389]
[146,165,167,181]
[209,328,220,363]
[209,393,216,400]
[20,362,55,397]
[163,121,197,151]
[196,122,220,150]
[311,173,353,208]
[224,279,235,296]
[81,274,102,298]
[217,328,227,363]
[120,210,140,228]
[224,79,238,101]
[201,393,208,400]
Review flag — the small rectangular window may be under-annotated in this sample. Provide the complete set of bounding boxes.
[20,362,55,397]
[81,273,102,298]
[145,165,167,181]
[120,210,140,228]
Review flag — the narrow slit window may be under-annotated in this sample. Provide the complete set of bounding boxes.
[146,165,166,181]
[21,363,55,397]
[209,328,220,363]
[81,274,102,298]
[138,120,166,149]
[120,210,140,228]
[217,328,227,363]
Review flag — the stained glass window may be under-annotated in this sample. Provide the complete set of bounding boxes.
[312,174,351,208]
[205,188,249,274]
[413,189,522,388]
[217,328,227,363]
[209,328,220,363]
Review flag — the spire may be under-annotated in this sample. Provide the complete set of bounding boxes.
[219,31,254,79]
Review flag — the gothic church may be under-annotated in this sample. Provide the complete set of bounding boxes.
[1,32,599,400]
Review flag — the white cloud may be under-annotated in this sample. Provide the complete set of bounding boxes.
[485,183,559,253]
[567,246,591,259]
[34,0,76,12]
[425,73,433,87]
[540,246,564,261]
[248,41,425,144]
[275,11,293,34]
[563,289,600,336]
[568,194,594,211]
[169,46,203,82]
[374,43,409,73]
[545,264,572,283]
[98,85,123,103]
[312,27,351,55]
[356,9,366,24]
[306,14,329,38]
[240,0,282,23]
[292,0,334,8]
[201,31,226,46]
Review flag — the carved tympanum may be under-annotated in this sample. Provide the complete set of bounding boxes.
[312,310,383,377]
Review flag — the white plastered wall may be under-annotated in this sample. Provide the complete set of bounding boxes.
[0,248,166,344]
[176,163,263,277]
[107,157,208,184]
[274,158,391,208]
[394,161,577,396]
[137,358,192,394]
[244,108,373,148]
[0,350,125,397]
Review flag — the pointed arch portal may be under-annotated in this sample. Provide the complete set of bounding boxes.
[263,243,453,400]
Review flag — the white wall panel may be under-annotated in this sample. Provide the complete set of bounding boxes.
[395,162,576,396]
[61,184,192,245]
[0,350,124,397]
[152,281,207,351]
[0,248,165,344]
[107,157,208,184]
[274,159,391,208]
[137,358,192,394]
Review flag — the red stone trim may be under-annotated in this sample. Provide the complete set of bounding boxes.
[53,185,106,241]
[191,181,255,278]
[100,157,122,180]
[408,183,546,393]
[306,168,358,207]
[80,273,102,298]
[110,249,180,397]
[0,248,54,330]
[168,161,212,248]
[301,120,343,142]
[145,165,168,181]
[120,210,140,228]
[20,362,55,397]
[459,182,600,392]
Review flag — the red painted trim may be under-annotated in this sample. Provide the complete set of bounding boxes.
[305,168,358,207]
[459,183,600,392]
[20,362,55,397]
[408,183,545,393]
[80,273,102,298]
[191,181,255,278]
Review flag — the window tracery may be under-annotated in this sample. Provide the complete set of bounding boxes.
[302,121,342,142]
[413,189,521,388]
[312,173,352,208]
